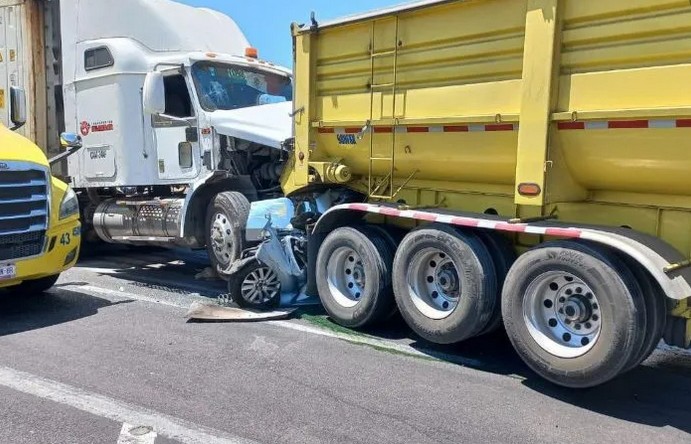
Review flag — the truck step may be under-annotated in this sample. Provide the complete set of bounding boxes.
[370,50,396,58]
[111,236,176,243]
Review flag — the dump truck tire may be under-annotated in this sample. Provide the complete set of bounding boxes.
[205,192,250,278]
[473,230,516,335]
[366,224,404,320]
[502,241,645,388]
[316,225,395,328]
[392,225,497,344]
[619,255,667,370]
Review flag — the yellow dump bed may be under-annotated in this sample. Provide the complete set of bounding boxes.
[287,0,691,256]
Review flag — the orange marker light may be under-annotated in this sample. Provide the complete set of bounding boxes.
[245,47,258,59]
[518,183,542,197]
[206,52,217,58]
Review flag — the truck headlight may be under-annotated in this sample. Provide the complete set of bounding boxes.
[59,187,79,219]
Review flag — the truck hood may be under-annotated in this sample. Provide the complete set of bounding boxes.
[0,125,49,167]
[208,101,293,149]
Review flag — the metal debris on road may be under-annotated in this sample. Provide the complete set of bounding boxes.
[185,301,297,322]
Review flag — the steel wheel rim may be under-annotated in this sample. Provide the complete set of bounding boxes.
[210,212,234,266]
[240,266,281,305]
[326,247,365,308]
[523,271,602,358]
[407,248,461,320]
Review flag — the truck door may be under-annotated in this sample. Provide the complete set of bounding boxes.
[152,71,200,181]
[0,4,24,130]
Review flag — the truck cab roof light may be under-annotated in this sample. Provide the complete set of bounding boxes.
[245,47,258,59]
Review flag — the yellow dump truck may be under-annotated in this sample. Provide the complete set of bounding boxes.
[0,88,81,294]
[230,0,691,388]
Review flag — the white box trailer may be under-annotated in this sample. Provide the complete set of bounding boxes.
[0,0,56,158]
[1,0,294,276]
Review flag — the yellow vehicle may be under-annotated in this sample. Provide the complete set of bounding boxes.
[231,0,691,388]
[0,88,81,294]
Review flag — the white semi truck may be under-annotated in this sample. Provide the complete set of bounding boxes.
[3,0,293,274]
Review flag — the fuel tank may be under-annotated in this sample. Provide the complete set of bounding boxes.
[93,198,197,247]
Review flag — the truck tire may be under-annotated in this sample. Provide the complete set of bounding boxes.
[205,192,250,278]
[619,256,667,369]
[228,260,281,310]
[316,225,395,328]
[365,224,404,320]
[392,225,497,344]
[474,230,516,335]
[8,274,60,295]
[502,241,645,388]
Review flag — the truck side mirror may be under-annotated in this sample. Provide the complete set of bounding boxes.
[143,71,165,115]
[9,86,26,131]
[60,132,83,149]
[49,132,84,166]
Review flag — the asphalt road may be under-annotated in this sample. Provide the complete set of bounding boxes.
[1,246,690,444]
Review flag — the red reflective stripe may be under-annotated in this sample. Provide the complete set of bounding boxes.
[373,126,393,133]
[450,217,481,227]
[344,204,583,239]
[413,212,438,222]
[677,119,691,128]
[608,120,649,129]
[443,125,469,132]
[344,128,361,134]
[545,228,582,238]
[406,126,429,133]
[317,127,334,134]
[348,204,370,212]
[495,223,529,233]
[379,207,402,217]
[557,121,585,130]
[485,124,515,132]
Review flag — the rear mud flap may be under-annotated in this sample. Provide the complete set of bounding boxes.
[186,301,297,322]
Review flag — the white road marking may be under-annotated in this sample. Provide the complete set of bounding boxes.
[58,284,483,364]
[72,268,226,296]
[70,285,191,308]
[117,423,157,444]
[59,283,691,360]
[0,365,258,444]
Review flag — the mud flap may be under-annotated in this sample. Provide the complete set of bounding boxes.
[185,301,297,322]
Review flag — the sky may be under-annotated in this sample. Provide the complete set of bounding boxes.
[177,0,406,67]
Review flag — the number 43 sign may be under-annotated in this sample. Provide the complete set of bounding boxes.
[60,233,71,246]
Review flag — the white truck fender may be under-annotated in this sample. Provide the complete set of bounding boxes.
[178,172,215,238]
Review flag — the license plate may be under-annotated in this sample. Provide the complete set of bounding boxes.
[0,264,17,280]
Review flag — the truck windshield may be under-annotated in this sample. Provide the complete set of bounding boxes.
[191,62,293,112]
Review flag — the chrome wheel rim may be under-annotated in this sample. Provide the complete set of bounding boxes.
[326,247,365,308]
[523,271,602,358]
[210,212,234,266]
[241,266,281,305]
[407,248,460,320]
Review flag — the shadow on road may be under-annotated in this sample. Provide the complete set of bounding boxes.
[425,333,691,435]
[303,310,691,435]
[0,288,131,337]
[77,245,226,299]
[522,363,691,435]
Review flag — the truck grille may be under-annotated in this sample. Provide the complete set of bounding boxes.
[0,162,49,261]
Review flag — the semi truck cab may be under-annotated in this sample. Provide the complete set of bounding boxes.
[0,88,81,293]
[54,0,294,276]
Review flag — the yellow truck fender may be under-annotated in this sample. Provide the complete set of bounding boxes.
[311,203,691,301]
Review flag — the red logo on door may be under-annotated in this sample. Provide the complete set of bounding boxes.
[80,121,91,136]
